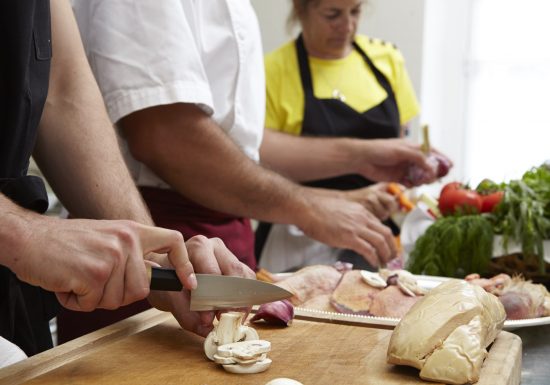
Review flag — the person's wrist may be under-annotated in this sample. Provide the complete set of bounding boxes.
[339,138,373,174]
[1,207,42,272]
[282,186,319,232]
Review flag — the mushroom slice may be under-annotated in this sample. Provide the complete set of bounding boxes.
[397,279,417,297]
[204,312,260,360]
[360,270,387,288]
[396,273,425,297]
[233,353,267,365]
[212,354,237,365]
[217,340,271,360]
[223,358,272,374]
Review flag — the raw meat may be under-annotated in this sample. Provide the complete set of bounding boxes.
[276,265,342,306]
[369,286,421,318]
[330,270,381,314]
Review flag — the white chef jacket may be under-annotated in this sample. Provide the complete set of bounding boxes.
[72,0,265,188]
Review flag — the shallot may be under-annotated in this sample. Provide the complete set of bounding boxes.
[250,299,294,326]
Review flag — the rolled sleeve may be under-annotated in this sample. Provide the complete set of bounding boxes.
[74,0,214,123]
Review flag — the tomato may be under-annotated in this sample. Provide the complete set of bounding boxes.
[480,191,504,213]
[438,182,483,216]
[440,181,462,196]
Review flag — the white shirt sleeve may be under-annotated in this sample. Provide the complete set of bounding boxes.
[73,0,214,123]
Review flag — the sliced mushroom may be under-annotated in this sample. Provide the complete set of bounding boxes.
[204,312,259,360]
[216,340,271,360]
[223,358,272,374]
[397,279,416,297]
[232,353,267,365]
[213,354,237,365]
[360,270,387,288]
[379,269,425,296]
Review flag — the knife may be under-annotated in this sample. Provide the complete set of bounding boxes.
[147,266,292,311]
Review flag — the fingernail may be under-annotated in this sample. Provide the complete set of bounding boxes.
[188,273,197,290]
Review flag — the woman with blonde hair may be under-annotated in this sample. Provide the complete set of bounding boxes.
[257,0,437,272]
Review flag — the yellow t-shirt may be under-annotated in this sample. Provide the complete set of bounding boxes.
[264,35,420,135]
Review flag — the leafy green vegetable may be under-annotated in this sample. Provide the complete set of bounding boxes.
[488,164,550,273]
[409,163,550,277]
[407,215,494,277]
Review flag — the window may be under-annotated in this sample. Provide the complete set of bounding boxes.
[464,0,550,184]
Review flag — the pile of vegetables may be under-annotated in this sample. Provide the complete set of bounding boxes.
[408,163,550,277]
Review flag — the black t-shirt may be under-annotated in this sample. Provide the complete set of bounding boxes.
[0,0,60,356]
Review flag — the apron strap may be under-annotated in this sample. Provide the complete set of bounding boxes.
[0,175,49,214]
[296,34,315,97]
[351,41,396,100]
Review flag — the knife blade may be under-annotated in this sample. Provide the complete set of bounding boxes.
[147,267,292,311]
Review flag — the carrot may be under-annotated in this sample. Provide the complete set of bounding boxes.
[387,182,415,212]
[256,268,275,283]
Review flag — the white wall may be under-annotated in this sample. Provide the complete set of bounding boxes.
[420,0,472,182]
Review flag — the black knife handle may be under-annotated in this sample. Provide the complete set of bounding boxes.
[150,267,183,291]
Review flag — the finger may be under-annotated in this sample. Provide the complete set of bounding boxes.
[97,256,126,310]
[399,145,437,175]
[210,238,255,278]
[349,237,379,267]
[359,223,396,265]
[168,291,213,337]
[138,225,196,290]
[120,253,150,307]
[379,193,399,215]
[367,195,388,219]
[56,288,102,312]
[55,270,107,311]
[185,235,223,275]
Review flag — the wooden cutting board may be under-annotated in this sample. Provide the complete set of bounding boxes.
[0,309,521,385]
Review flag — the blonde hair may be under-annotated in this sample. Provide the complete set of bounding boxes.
[286,0,321,33]
[286,0,367,34]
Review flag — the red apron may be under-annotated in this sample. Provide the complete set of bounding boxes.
[57,187,255,343]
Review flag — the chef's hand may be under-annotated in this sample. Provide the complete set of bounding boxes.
[5,213,194,312]
[297,190,397,268]
[147,235,255,337]
[343,183,399,221]
[349,138,452,186]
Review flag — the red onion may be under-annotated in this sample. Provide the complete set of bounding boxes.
[405,153,452,186]
[250,299,294,326]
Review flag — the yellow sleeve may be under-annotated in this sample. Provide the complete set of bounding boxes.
[389,48,420,125]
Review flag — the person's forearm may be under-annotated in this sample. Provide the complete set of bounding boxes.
[0,195,35,270]
[120,104,315,226]
[260,128,364,182]
[33,0,152,225]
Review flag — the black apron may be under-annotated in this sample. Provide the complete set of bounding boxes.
[256,35,401,269]
[0,0,60,356]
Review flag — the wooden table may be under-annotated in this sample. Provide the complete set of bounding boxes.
[0,309,521,385]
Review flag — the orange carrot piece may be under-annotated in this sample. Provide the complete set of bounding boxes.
[387,182,415,212]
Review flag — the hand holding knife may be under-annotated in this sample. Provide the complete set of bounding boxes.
[147,266,292,311]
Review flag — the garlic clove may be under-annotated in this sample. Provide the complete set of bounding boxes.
[223,358,272,374]
[360,270,387,288]
[217,340,271,360]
